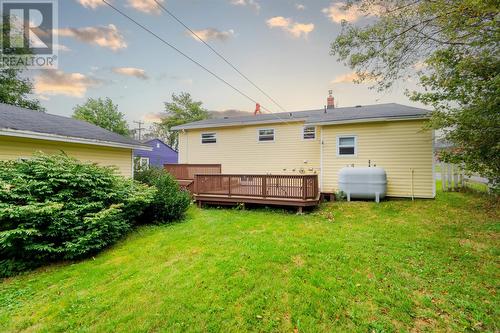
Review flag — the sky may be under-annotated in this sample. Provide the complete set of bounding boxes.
[27,0,424,126]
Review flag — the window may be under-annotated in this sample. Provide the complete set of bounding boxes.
[337,136,357,156]
[138,157,150,170]
[303,126,316,140]
[201,133,217,144]
[258,128,275,142]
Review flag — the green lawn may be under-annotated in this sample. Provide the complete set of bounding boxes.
[1,187,498,332]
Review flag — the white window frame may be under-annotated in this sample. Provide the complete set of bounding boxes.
[302,126,316,140]
[258,128,275,142]
[201,132,217,144]
[139,157,150,169]
[336,135,357,157]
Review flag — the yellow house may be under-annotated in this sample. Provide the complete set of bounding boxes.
[173,103,435,199]
[0,103,150,177]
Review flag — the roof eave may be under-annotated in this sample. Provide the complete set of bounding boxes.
[306,115,430,126]
[0,129,152,151]
[172,118,307,131]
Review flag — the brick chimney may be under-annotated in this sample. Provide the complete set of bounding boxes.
[327,90,335,109]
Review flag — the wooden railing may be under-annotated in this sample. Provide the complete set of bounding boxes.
[164,164,221,180]
[194,174,319,200]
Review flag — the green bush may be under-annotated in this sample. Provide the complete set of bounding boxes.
[0,153,156,277]
[134,167,191,224]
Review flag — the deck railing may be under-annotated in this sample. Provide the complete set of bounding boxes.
[164,164,221,180]
[194,174,319,200]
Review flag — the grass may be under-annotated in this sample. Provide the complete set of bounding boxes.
[1,186,498,332]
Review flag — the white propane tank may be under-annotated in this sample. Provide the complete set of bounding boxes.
[338,167,387,203]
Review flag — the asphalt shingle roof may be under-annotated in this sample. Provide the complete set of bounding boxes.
[172,103,430,130]
[0,103,147,148]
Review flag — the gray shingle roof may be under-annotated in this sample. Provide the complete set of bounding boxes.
[172,103,430,130]
[0,103,148,149]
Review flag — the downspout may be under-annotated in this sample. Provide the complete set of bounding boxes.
[410,168,415,201]
[320,127,324,192]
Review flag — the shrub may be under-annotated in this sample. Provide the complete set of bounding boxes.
[0,153,156,277]
[134,167,191,224]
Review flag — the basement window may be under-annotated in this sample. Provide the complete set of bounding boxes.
[303,126,316,140]
[201,133,217,144]
[337,136,357,156]
[258,128,275,142]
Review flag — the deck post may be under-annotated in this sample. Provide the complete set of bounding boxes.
[297,206,303,214]
[262,176,267,198]
[228,176,232,197]
[302,176,307,200]
[194,175,198,195]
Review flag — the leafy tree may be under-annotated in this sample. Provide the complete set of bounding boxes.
[0,15,43,111]
[73,97,130,136]
[330,0,499,191]
[154,92,210,150]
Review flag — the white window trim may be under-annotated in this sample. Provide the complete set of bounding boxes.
[139,157,150,168]
[302,126,316,141]
[336,135,357,157]
[201,132,217,144]
[257,128,275,142]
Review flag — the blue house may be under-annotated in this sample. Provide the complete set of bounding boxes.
[133,139,178,169]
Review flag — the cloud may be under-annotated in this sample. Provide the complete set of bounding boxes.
[34,70,102,97]
[295,4,305,10]
[322,2,377,23]
[77,0,105,9]
[229,0,260,11]
[53,43,71,52]
[57,24,127,51]
[143,112,163,123]
[112,67,149,80]
[266,16,314,38]
[332,72,375,84]
[210,109,252,118]
[189,28,235,42]
[127,0,164,15]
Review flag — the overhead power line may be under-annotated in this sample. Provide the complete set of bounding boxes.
[103,1,264,110]
[152,0,288,113]
[102,0,294,125]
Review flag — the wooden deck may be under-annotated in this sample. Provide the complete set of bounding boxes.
[165,164,221,192]
[194,174,320,211]
[165,164,320,211]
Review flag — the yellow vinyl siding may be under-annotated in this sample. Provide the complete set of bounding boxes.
[178,123,321,176]
[178,119,434,199]
[321,120,434,198]
[0,136,133,178]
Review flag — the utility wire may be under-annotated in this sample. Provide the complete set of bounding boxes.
[102,0,294,125]
[152,0,288,113]
[103,0,265,111]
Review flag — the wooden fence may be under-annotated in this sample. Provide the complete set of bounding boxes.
[194,174,319,200]
[164,164,221,180]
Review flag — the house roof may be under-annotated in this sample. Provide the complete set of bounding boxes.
[172,103,431,130]
[0,103,150,150]
[141,138,178,153]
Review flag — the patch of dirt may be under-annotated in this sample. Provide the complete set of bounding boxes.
[292,255,304,267]
[459,239,487,251]
[411,317,437,333]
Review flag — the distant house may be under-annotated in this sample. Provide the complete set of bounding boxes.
[0,103,150,177]
[173,101,435,199]
[133,138,178,169]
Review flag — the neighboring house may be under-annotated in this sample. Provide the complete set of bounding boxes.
[133,138,178,169]
[173,103,435,198]
[0,103,150,177]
